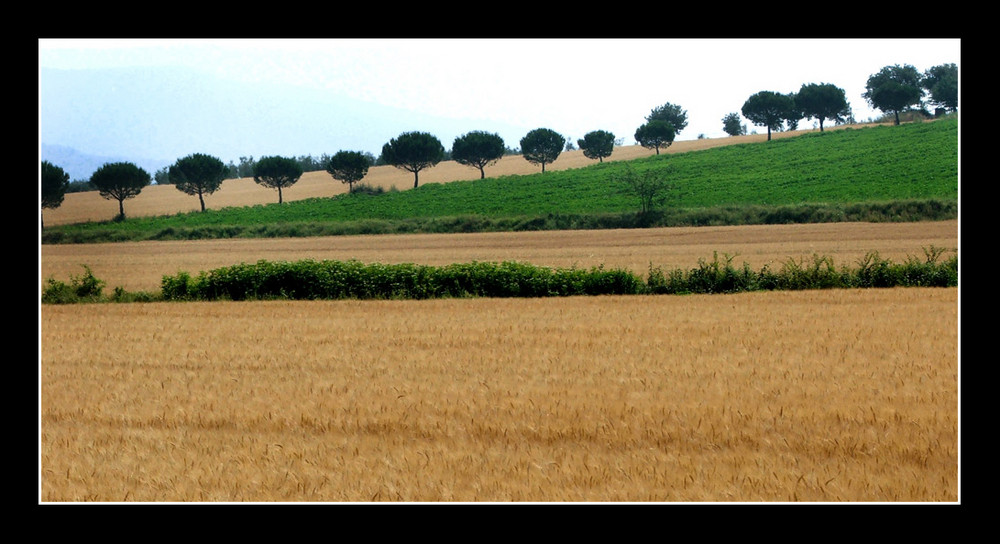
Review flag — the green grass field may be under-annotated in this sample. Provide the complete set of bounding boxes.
[42,118,958,244]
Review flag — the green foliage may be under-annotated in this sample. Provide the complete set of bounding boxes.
[169,153,228,212]
[41,265,105,303]
[42,161,70,210]
[325,150,372,192]
[646,102,688,135]
[741,91,796,140]
[44,246,957,304]
[863,64,924,125]
[922,63,958,113]
[721,113,746,137]
[381,132,445,188]
[161,259,645,301]
[520,128,564,172]
[152,249,956,303]
[634,120,676,154]
[577,130,616,162]
[89,161,151,219]
[613,164,675,215]
[42,161,71,230]
[796,83,850,131]
[452,131,506,179]
[644,248,957,295]
[253,156,304,203]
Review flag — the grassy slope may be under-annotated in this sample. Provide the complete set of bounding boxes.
[43,118,958,243]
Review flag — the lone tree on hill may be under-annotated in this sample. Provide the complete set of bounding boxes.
[253,155,303,203]
[613,164,676,216]
[577,130,616,162]
[646,102,688,136]
[381,131,445,188]
[863,64,924,125]
[41,160,70,229]
[451,131,506,179]
[634,120,675,154]
[325,150,373,193]
[169,153,228,212]
[741,91,795,140]
[520,128,565,173]
[89,161,151,220]
[796,83,850,131]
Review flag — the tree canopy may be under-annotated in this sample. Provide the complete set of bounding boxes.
[922,63,958,113]
[325,150,372,192]
[863,64,924,125]
[741,91,796,140]
[451,131,506,179]
[577,130,616,162]
[41,160,70,229]
[381,132,445,188]
[613,164,676,216]
[721,113,746,136]
[253,156,303,203]
[646,102,688,135]
[89,162,151,219]
[634,120,675,154]
[796,83,850,132]
[169,153,228,212]
[520,128,564,172]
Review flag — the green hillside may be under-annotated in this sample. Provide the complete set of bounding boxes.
[42,118,958,244]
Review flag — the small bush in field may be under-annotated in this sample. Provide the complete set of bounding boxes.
[42,265,105,303]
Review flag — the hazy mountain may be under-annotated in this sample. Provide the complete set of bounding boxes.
[40,143,172,182]
[39,66,533,180]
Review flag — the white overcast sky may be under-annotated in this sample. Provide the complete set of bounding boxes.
[38,38,961,152]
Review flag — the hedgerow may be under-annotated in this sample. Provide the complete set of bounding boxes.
[42,248,956,304]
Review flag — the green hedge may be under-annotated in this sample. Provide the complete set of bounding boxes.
[156,250,957,302]
[161,260,645,301]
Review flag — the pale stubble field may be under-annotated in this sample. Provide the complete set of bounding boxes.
[39,220,960,502]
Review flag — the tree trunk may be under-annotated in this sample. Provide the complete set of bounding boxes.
[413,172,419,189]
[118,199,125,218]
[278,187,283,204]
[199,192,206,212]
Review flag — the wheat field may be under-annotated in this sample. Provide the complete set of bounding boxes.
[40,288,958,502]
[40,220,960,502]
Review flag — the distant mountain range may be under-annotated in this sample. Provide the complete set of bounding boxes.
[40,143,173,182]
[39,66,533,182]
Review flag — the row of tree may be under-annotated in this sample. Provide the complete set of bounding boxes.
[728,63,957,140]
[41,62,956,225]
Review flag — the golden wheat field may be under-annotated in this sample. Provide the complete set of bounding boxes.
[41,288,958,502]
[39,223,960,503]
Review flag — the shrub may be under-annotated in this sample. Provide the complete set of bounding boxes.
[41,265,105,303]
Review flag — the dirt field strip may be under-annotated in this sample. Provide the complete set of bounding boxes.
[40,288,958,502]
[40,220,958,293]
